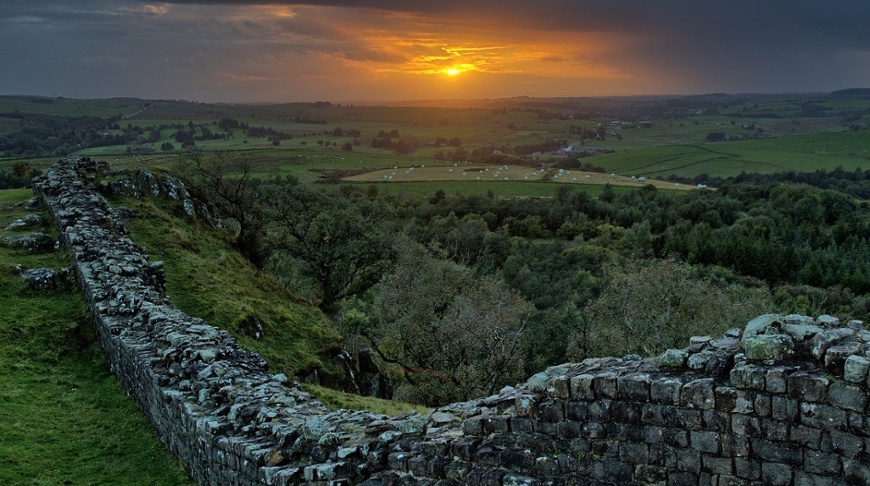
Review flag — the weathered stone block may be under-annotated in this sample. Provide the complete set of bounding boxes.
[546,376,571,399]
[618,442,649,465]
[752,439,802,465]
[793,472,840,486]
[730,364,766,390]
[730,413,760,437]
[827,381,867,413]
[811,328,855,360]
[675,449,701,473]
[656,349,687,369]
[844,355,870,383]
[788,372,830,402]
[701,455,733,475]
[680,378,715,410]
[844,459,870,485]
[690,431,720,454]
[800,402,848,431]
[593,373,618,399]
[804,449,841,475]
[743,334,795,362]
[569,374,595,401]
[663,428,689,448]
[760,462,794,486]
[618,373,650,401]
[771,395,799,421]
[650,378,682,405]
[790,425,822,449]
[825,342,865,371]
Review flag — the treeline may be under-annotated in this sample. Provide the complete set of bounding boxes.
[177,153,870,405]
[664,166,870,199]
[0,113,129,157]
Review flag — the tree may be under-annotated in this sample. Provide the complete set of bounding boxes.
[361,244,531,405]
[179,150,269,267]
[573,259,771,359]
[262,183,395,314]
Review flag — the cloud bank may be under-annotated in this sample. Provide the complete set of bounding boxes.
[1,0,868,102]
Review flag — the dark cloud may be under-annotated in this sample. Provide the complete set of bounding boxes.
[0,0,868,101]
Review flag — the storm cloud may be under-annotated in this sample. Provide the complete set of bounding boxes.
[1,0,868,102]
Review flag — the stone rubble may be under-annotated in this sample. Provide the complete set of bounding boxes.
[35,156,870,486]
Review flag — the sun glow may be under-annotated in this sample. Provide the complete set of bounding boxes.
[446,68,461,76]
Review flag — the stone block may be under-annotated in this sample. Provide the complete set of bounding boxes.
[790,425,822,449]
[715,386,737,412]
[730,364,766,390]
[827,381,867,413]
[824,342,865,371]
[618,373,650,401]
[804,449,841,476]
[743,334,794,362]
[674,408,702,431]
[794,472,840,486]
[827,429,865,458]
[760,462,794,486]
[680,378,715,410]
[618,442,649,465]
[546,375,571,399]
[800,402,848,431]
[811,328,855,360]
[569,374,595,400]
[593,373,618,399]
[675,449,700,473]
[657,348,688,369]
[788,372,830,402]
[771,395,799,421]
[844,355,870,383]
[536,401,564,423]
[765,367,790,393]
[690,430,719,454]
[701,455,733,475]
[844,459,870,485]
[743,314,783,340]
[752,439,802,466]
[650,378,682,405]
[588,399,612,422]
[732,458,760,480]
[663,428,689,448]
[566,401,588,421]
[611,401,641,423]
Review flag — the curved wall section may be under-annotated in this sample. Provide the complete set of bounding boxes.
[36,157,870,486]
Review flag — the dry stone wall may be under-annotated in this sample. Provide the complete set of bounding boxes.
[36,156,870,485]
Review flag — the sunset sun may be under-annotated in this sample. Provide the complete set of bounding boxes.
[446,68,461,76]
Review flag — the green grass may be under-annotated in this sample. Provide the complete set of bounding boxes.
[121,197,343,379]
[0,189,192,486]
[596,131,870,179]
[118,195,424,415]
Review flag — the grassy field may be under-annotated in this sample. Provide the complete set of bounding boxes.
[3,94,869,198]
[0,189,192,486]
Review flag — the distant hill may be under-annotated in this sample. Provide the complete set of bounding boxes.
[831,88,870,99]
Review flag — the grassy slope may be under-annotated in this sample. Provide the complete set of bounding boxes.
[0,189,191,486]
[119,194,424,415]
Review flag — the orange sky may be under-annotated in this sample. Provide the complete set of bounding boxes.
[1,1,869,102]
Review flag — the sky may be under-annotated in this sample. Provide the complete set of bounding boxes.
[1,1,869,103]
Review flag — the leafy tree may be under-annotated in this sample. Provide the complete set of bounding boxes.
[179,150,268,267]
[262,183,395,314]
[362,244,531,405]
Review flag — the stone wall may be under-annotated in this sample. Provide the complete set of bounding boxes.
[35,156,870,486]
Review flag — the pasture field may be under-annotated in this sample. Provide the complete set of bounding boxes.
[2,93,869,196]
